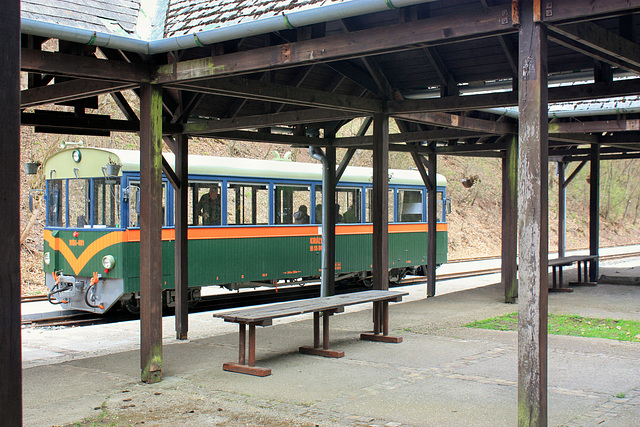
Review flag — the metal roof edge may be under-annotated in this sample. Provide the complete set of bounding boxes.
[21,0,436,55]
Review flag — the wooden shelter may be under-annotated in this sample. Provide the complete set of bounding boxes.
[4,0,640,425]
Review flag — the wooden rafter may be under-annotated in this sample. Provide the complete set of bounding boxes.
[171,77,382,113]
[184,108,359,135]
[549,119,640,134]
[393,111,516,134]
[21,48,148,82]
[423,47,458,96]
[326,61,379,95]
[388,78,640,114]
[543,0,640,23]
[548,22,640,73]
[21,111,181,135]
[110,92,139,121]
[21,79,135,108]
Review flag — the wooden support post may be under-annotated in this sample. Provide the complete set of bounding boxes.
[558,162,566,259]
[426,151,437,297]
[518,1,549,425]
[175,134,189,339]
[325,145,336,297]
[139,83,164,383]
[372,114,389,290]
[503,136,518,302]
[589,144,600,282]
[0,1,23,424]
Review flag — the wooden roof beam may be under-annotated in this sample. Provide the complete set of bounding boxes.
[393,111,516,134]
[549,119,640,134]
[543,0,640,23]
[548,22,640,73]
[598,131,640,144]
[21,111,181,135]
[21,48,148,82]
[333,129,494,148]
[184,108,359,135]
[154,4,516,84]
[171,77,382,113]
[388,78,640,113]
[21,79,135,108]
[203,130,325,146]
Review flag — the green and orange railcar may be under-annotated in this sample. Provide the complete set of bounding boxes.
[43,148,448,313]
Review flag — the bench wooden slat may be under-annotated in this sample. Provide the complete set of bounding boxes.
[548,255,598,267]
[212,290,408,323]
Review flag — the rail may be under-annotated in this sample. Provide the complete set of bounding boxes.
[21,250,640,328]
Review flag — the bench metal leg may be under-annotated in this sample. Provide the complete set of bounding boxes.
[299,311,344,358]
[549,266,573,293]
[361,301,402,343]
[223,322,271,377]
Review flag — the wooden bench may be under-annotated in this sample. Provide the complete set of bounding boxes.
[212,290,408,376]
[549,255,599,292]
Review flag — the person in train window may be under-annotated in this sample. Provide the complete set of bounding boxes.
[293,205,310,224]
[342,204,358,223]
[197,185,221,225]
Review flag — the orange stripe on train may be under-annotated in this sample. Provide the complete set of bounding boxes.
[44,230,123,275]
[45,223,448,272]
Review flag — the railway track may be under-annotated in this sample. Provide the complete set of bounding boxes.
[22,250,640,328]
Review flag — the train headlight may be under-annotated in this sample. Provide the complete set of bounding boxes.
[44,252,50,265]
[102,255,116,270]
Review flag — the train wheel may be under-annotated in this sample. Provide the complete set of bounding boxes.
[361,276,373,288]
[123,297,141,315]
[389,269,407,284]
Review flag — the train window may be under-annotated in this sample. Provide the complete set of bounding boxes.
[69,178,91,228]
[336,188,361,223]
[313,187,361,223]
[437,191,444,222]
[93,178,121,228]
[365,188,394,223]
[227,183,269,225]
[398,189,423,222]
[189,182,221,226]
[314,187,322,224]
[275,185,311,224]
[127,181,167,227]
[47,179,66,227]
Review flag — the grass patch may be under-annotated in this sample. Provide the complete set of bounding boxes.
[465,312,640,342]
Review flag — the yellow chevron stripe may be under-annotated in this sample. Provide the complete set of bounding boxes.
[44,230,123,275]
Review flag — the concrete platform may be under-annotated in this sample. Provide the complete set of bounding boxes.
[22,259,640,426]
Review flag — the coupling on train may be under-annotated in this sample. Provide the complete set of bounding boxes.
[42,148,449,313]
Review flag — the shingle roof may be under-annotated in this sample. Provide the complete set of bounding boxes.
[165,0,345,37]
[22,0,142,36]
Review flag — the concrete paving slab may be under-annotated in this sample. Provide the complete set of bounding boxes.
[21,258,640,426]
